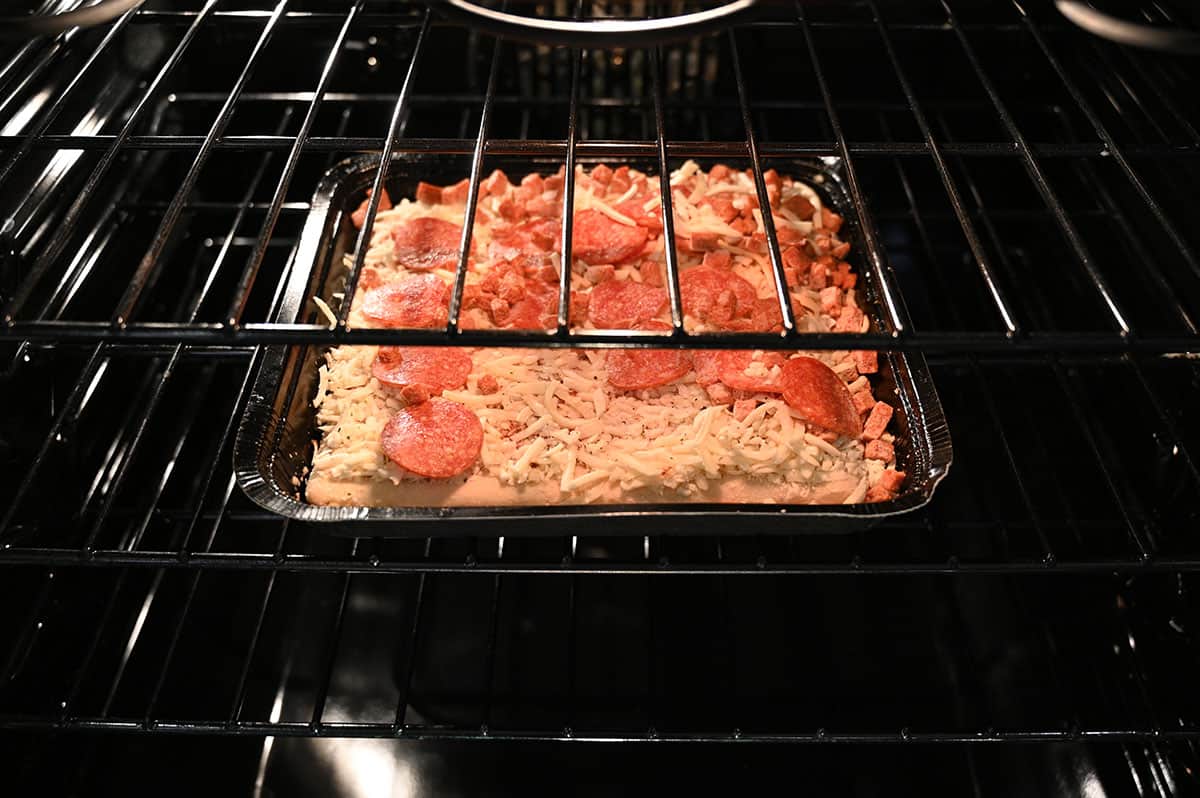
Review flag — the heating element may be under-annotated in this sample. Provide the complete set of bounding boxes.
[1,0,1199,795]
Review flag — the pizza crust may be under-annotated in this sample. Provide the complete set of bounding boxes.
[305,469,861,508]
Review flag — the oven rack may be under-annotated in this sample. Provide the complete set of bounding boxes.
[1,535,1197,745]
[1,1,1199,354]
[1,339,1198,574]
[1,0,1199,757]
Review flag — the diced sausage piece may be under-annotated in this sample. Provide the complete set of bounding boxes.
[477,373,500,395]
[865,484,894,503]
[865,439,894,462]
[783,194,815,220]
[707,196,739,223]
[503,283,558,330]
[782,245,811,271]
[688,232,721,252]
[730,217,757,235]
[590,164,613,186]
[461,283,490,311]
[585,263,615,284]
[733,398,757,422]
[513,173,544,203]
[680,266,757,326]
[709,164,731,182]
[526,197,561,217]
[779,356,862,439]
[639,259,664,287]
[605,323,690,391]
[819,286,841,315]
[372,346,473,393]
[832,241,851,259]
[812,234,833,255]
[782,246,811,288]
[776,224,806,246]
[489,297,511,322]
[497,270,526,303]
[572,209,649,265]
[498,196,525,222]
[833,262,856,290]
[503,217,560,252]
[704,382,735,404]
[362,274,449,329]
[544,171,564,195]
[589,278,668,329]
[835,306,865,333]
[398,383,431,405]
[609,166,632,195]
[351,188,393,229]
[820,210,844,233]
[483,169,509,196]
[637,210,664,234]
[852,350,878,374]
[416,181,443,205]
[852,389,876,416]
[879,468,906,492]
[443,178,470,205]
[862,401,893,441]
[520,172,545,193]
[763,168,781,188]
[391,217,465,272]
[702,250,731,270]
[537,265,560,284]
[381,398,483,479]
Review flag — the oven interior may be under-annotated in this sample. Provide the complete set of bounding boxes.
[1,0,1200,794]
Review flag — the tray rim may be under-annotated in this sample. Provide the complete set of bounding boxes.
[233,152,953,533]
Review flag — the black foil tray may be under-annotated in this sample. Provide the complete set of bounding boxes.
[234,154,952,536]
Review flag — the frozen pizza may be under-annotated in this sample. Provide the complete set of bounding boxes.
[305,161,906,507]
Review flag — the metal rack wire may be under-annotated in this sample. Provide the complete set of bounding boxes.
[1,0,1199,763]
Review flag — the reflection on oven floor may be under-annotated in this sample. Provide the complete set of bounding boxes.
[258,736,1122,797]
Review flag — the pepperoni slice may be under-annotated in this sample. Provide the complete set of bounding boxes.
[606,321,691,390]
[680,266,758,326]
[691,350,722,386]
[361,274,448,329]
[372,347,473,393]
[780,356,861,439]
[381,398,483,479]
[588,279,668,329]
[716,350,788,393]
[571,209,648,265]
[391,217,464,272]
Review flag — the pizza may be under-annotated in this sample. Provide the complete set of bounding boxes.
[304,161,906,507]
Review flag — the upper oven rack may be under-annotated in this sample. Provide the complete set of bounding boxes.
[1,1,1198,355]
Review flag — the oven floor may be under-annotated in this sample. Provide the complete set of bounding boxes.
[3,734,1163,797]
